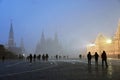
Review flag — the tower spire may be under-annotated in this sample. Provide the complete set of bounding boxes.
[8,20,15,47]
[114,19,120,39]
[41,31,45,43]
[40,31,46,53]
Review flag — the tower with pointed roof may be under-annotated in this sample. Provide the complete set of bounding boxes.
[7,20,25,55]
[95,34,107,54]
[8,21,15,48]
[40,31,46,53]
[113,19,120,54]
[54,32,61,53]
[35,31,46,54]
[35,32,62,55]
[114,19,120,39]
[40,31,45,44]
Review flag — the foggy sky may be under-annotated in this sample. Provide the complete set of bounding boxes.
[0,0,120,53]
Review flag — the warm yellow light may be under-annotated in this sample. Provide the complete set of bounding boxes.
[106,39,112,44]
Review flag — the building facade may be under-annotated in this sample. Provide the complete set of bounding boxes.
[87,20,120,58]
[35,32,62,56]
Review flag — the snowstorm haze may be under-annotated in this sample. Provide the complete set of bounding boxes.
[0,0,120,56]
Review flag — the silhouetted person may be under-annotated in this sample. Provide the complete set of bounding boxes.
[94,52,99,66]
[87,52,92,65]
[56,55,58,60]
[2,56,5,63]
[37,54,41,60]
[33,54,36,62]
[59,56,61,59]
[79,54,82,59]
[46,54,49,61]
[101,51,108,67]
[63,56,66,59]
[42,54,45,61]
[29,54,32,63]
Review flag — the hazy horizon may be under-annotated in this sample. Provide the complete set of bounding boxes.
[0,0,120,54]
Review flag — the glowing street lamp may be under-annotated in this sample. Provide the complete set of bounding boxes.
[106,39,112,44]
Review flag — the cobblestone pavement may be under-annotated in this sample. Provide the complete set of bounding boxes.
[0,59,120,80]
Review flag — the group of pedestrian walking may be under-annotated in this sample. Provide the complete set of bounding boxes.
[87,50,108,67]
[27,54,49,63]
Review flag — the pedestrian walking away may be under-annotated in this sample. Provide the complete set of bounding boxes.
[94,52,99,66]
[101,51,108,67]
[87,52,92,65]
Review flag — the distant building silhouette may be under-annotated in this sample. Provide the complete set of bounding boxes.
[8,21,16,47]
[6,21,25,55]
[35,31,62,56]
[0,44,17,59]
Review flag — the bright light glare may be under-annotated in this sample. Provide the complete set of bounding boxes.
[106,39,112,44]
[23,54,25,57]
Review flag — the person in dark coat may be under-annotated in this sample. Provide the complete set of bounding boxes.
[87,52,92,65]
[29,54,32,63]
[42,54,45,61]
[79,54,82,59]
[101,51,108,67]
[94,52,99,66]
[33,54,36,62]
[56,55,58,60]
[37,54,41,60]
[2,56,5,63]
[46,54,49,61]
